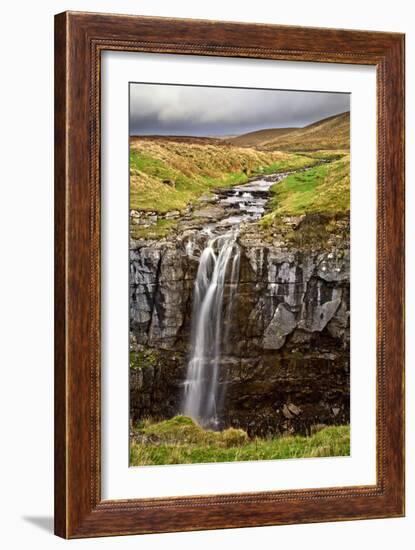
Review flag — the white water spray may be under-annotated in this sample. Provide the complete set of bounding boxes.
[182,230,240,427]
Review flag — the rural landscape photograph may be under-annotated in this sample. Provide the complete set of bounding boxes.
[129,83,350,466]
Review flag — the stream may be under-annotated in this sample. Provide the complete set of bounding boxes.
[207,171,293,231]
[181,169,301,428]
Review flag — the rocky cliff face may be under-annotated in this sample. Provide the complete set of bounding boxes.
[130,218,350,436]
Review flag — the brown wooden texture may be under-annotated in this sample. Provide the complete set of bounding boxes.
[54,11,68,538]
[54,11,405,538]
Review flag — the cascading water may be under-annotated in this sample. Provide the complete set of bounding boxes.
[181,171,295,427]
[182,230,240,428]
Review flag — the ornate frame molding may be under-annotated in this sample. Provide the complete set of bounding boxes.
[55,11,405,538]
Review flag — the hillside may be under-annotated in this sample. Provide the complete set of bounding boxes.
[130,135,230,146]
[129,137,319,212]
[231,112,350,152]
[266,153,350,217]
[229,127,296,147]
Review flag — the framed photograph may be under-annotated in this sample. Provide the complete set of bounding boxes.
[54,11,405,538]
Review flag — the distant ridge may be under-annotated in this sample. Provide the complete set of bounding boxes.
[130,112,350,152]
[229,127,296,147]
[230,112,350,151]
[130,135,232,146]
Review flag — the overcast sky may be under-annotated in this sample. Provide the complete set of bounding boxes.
[129,83,350,137]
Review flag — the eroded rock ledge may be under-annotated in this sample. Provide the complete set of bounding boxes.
[130,218,350,436]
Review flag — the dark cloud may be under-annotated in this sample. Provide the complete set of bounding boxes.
[130,83,349,136]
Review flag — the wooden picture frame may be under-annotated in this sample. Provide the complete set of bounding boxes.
[54,11,405,538]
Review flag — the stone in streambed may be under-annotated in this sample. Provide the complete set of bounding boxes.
[191,205,224,219]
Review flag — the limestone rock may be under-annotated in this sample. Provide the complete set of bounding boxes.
[287,403,302,416]
[263,304,297,350]
[299,297,342,333]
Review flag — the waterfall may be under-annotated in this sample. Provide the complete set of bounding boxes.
[182,230,240,428]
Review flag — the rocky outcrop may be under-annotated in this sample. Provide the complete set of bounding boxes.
[130,218,350,436]
[130,239,197,350]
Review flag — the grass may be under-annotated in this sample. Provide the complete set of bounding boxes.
[129,138,319,213]
[251,157,319,177]
[130,416,350,466]
[296,150,348,161]
[262,154,350,220]
[230,127,296,148]
[130,218,178,240]
[261,112,350,152]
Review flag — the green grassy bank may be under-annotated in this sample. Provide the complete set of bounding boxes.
[129,138,319,213]
[264,154,350,219]
[130,416,350,466]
